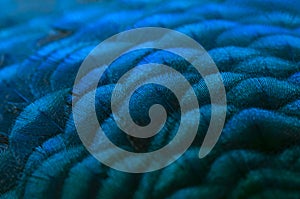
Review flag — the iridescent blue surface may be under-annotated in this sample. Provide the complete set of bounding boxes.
[0,0,300,198]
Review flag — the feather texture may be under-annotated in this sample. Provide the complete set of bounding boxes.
[0,0,300,198]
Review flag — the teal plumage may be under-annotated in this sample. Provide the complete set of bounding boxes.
[0,0,300,198]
